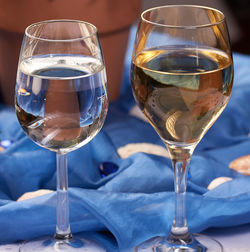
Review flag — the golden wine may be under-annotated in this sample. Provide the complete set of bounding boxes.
[131,47,233,144]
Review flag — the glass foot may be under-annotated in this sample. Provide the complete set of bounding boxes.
[0,243,21,251]
[135,234,223,252]
[20,235,107,251]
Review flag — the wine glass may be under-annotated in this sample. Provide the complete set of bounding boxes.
[131,5,233,251]
[15,20,108,251]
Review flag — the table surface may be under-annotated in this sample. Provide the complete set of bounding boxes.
[203,224,250,252]
[0,224,249,251]
[125,224,250,251]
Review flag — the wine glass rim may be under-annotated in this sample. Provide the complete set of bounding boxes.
[25,19,98,42]
[141,5,226,29]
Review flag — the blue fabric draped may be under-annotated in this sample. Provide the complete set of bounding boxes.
[0,28,250,251]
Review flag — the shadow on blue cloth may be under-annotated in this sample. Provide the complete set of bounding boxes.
[0,32,250,251]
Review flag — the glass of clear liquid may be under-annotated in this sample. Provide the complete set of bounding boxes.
[15,20,108,251]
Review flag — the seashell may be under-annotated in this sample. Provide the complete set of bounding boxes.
[17,189,54,201]
[229,155,250,175]
[117,143,170,159]
[207,177,232,190]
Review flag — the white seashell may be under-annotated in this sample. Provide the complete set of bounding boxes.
[229,155,250,176]
[17,189,54,201]
[207,177,232,190]
[117,143,170,159]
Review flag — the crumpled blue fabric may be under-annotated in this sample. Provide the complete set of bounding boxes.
[0,35,250,251]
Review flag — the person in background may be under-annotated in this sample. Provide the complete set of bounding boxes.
[0,0,141,105]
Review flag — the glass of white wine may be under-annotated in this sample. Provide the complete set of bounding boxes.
[15,20,108,251]
[131,5,233,251]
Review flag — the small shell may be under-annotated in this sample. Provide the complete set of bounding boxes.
[207,177,232,190]
[165,111,182,140]
[17,189,54,201]
[117,143,170,159]
[229,155,250,175]
[165,111,192,141]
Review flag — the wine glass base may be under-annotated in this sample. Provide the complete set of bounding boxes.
[135,234,223,252]
[20,235,107,252]
[0,243,21,251]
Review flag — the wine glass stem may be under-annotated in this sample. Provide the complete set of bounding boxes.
[171,158,189,235]
[55,152,72,240]
[167,144,195,243]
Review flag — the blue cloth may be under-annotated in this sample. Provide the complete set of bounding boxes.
[0,33,250,251]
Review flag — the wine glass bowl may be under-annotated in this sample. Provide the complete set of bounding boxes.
[131,5,233,251]
[16,20,107,154]
[15,20,108,251]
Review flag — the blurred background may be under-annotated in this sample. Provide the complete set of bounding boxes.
[0,0,249,106]
[142,0,250,54]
